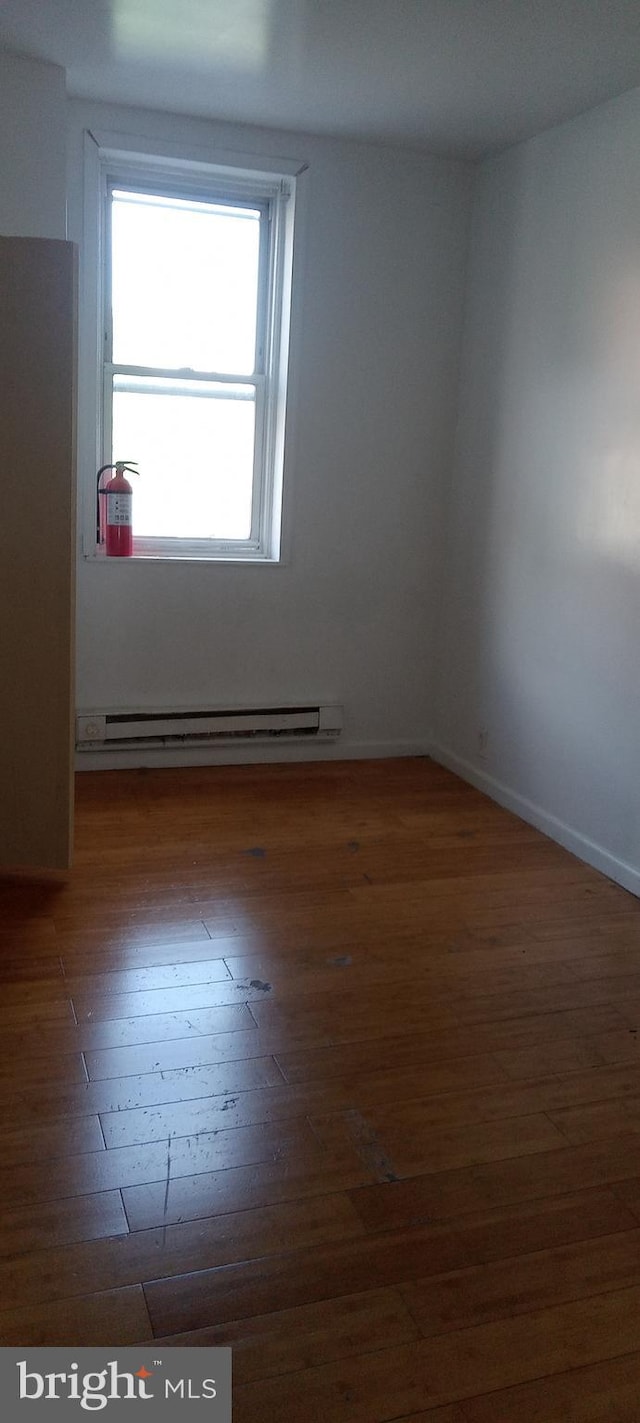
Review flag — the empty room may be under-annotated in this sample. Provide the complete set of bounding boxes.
[1,2,640,1418]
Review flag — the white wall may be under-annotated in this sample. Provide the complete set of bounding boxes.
[0,51,66,239]
[435,87,640,893]
[67,100,471,760]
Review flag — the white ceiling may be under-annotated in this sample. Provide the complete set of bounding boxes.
[2,0,640,158]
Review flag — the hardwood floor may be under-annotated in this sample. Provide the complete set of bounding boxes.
[1,757,640,1417]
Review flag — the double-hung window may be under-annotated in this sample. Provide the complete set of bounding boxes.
[89,142,296,560]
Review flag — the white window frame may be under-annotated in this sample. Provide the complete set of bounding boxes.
[81,132,298,562]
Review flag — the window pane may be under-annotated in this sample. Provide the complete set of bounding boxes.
[112,377,256,540]
[111,190,261,375]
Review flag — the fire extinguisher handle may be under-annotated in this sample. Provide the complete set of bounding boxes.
[96,465,111,544]
[97,461,138,481]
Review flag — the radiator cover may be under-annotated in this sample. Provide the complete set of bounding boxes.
[76,705,343,750]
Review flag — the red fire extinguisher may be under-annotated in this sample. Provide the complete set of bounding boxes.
[97,461,138,557]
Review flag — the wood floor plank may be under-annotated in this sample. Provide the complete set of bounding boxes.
[7,1056,285,1121]
[98,1060,523,1149]
[54,919,221,946]
[549,1096,640,1145]
[0,1000,257,1061]
[451,931,627,963]
[230,1285,640,1422]
[248,986,460,1040]
[83,1033,264,1080]
[0,1285,153,1346]
[0,1119,321,1206]
[346,869,612,917]
[0,996,73,1026]
[83,1024,324,1080]
[567,949,640,982]
[450,975,640,1027]
[275,1004,627,1084]
[0,1194,364,1316]
[77,999,257,1047]
[64,957,232,995]
[283,1051,513,1098]
[0,1112,105,1166]
[0,1190,129,1255]
[122,1144,378,1231]
[401,1219,640,1337]
[494,1037,607,1077]
[610,1176,640,1220]
[150,1287,418,1383]
[0,975,67,1003]
[590,1027,640,1064]
[60,937,240,974]
[347,1133,640,1232]
[143,1185,630,1337]
[389,1411,467,1423]
[223,950,580,999]
[459,1352,640,1421]
[71,979,272,1023]
[533,911,640,942]
[80,1011,628,1085]
[0,1051,87,1086]
[310,1107,566,1178]
[0,925,58,954]
[0,956,64,984]
[96,1060,640,1153]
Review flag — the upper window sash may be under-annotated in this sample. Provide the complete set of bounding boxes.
[105,180,270,381]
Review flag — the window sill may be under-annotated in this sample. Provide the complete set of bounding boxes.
[83,550,284,566]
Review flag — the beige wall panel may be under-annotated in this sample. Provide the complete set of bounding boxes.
[0,237,76,869]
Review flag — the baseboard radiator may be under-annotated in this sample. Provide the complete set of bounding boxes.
[76,704,343,751]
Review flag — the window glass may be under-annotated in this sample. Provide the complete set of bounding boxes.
[112,376,256,539]
[111,189,261,375]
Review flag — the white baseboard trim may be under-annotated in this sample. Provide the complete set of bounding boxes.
[75,738,432,772]
[431,742,640,900]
